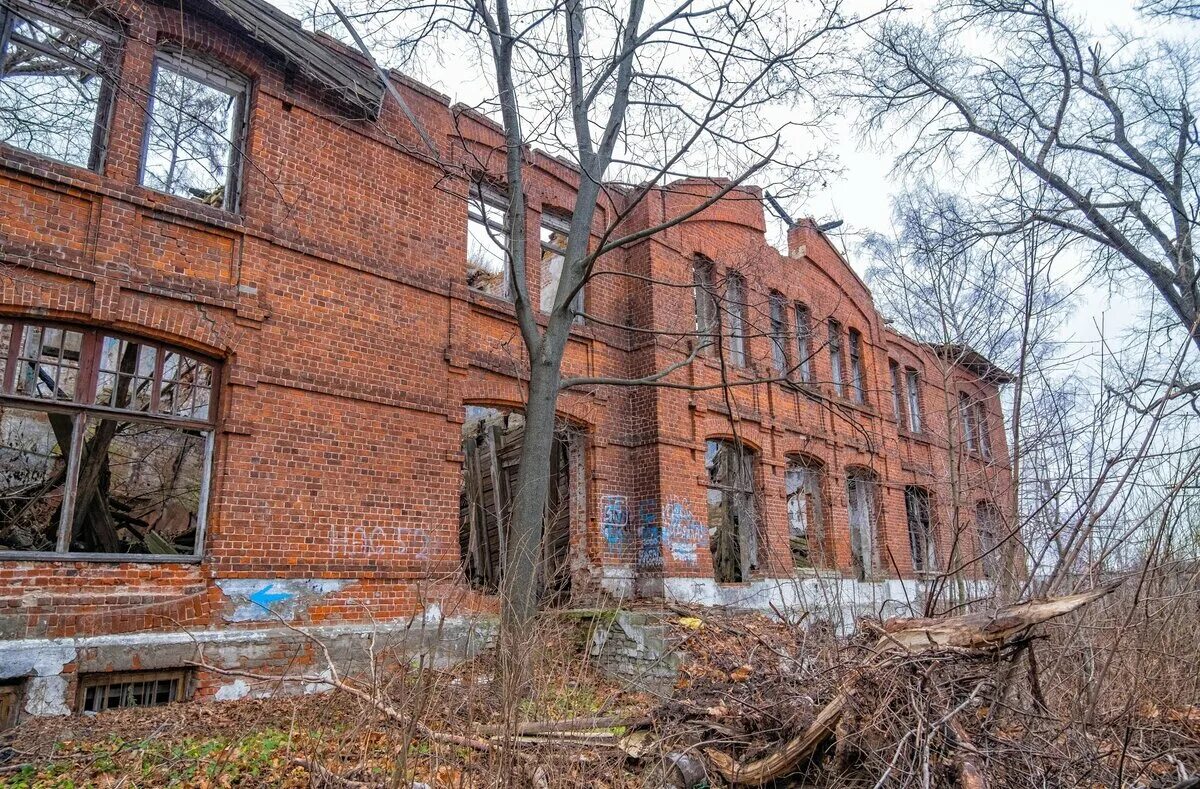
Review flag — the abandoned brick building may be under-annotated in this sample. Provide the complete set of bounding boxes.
[0,0,1014,718]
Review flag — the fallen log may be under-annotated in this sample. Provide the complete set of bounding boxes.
[474,715,649,737]
[705,582,1120,786]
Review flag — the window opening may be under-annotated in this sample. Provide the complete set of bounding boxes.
[828,320,844,396]
[845,469,877,580]
[904,485,936,573]
[78,670,187,714]
[769,292,789,374]
[725,274,747,367]
[706,439,759,583]
[794,303,812,382]
[693,259,718,353]
[889,360,904,423]
[466,185,510,299]
[976,501,1001,578]
[785,456,826,568]
[974,401,992,459]
[848,328,866,404]
[539,212,582,319]
[959,393,976,451]
[905,369,922,433]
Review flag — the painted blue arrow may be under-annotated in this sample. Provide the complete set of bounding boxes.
[248,584,293,609]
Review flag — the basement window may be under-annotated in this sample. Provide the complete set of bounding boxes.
[466,185,511,299]
[78,670,188,714]
[0,1,118,170]
[706,439,759,583]
[0,678,23,730]
[141,50,247,210]
[0,320,216,559]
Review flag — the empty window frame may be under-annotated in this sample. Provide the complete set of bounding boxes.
[0,1,118,170]
[905,369,922,433]
[848,328,866,404]
[78,670,188,714]
[889,360,904,423]
[793,303,813,383]
[959,393,976,452]
[828,320,844,397]
[904,485,937,573]
[845,469,878,580]
[465,184,510,299]
[974,401,992,459]
[975,501,1002,578]
[692,258,718,353]
[0,321,216,559]
[785,455,825,568]
[706,439,759,583]
[539,212,582,319]
[725,273,747,367]
[141,50,247,210]
[769,292,789,374]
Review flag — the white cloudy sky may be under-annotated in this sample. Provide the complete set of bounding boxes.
[273,0,1181,351]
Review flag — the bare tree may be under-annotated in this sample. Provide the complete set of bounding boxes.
[321,0,897,688]
[856,0,1200,358]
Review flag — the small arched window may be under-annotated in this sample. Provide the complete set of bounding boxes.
[0,320,217,559]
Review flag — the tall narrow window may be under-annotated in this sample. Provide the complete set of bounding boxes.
[904,486,936,573]
[905,369,922,433]
[706,439,759,582]
[0,2,117,170]
[845,469,877,580]
[786,456,825,568]
[726,274,747,367]
[889,360,904,423]
[465,185,510,299]
[975,501,1001,578]
[848,328,866,404]
[794,304,813,383]
[769,293,789,374]
[693,259,717,353]
[141,51,247,210]
[539,213,582,319]
[0,321,216,558]
[959,393,976,451]
[974,401,992,459]
[828,320,844,397]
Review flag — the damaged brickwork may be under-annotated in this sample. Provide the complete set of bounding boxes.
[0,0,1013,719]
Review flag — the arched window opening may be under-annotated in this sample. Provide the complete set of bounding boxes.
[705,439,759,583]
[459,406,579,603]
[0,321,217,558]
[845,467,879,580]
[904,485,937,573]
[785,455,827,569]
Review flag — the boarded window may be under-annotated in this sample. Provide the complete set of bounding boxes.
[706,439,758,583]
[905,369,922,433]
[769,292,789,374]
[828,320,844,397]
[845,469,878,580]
[78,670,187,714]
[725,274,747,367]
[785,456,825,568]
[904,486,936,573]
[141,51,246,210]
[0,1,117,169]
[793,303,813,383]
[459,407,573,602]
[466,185,510,298]
[0,321,216,558]
[539,212,582,319]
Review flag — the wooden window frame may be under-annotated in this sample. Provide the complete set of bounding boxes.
[77,669,189,714]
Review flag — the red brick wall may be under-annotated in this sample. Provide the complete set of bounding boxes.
[0,0,1013,644]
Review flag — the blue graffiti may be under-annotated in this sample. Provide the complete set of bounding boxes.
[600,494,629,547]
[249,584,293,610]
[636,497,663,569]
[663,497,706,565]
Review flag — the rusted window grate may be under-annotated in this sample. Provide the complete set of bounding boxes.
[78,670,187,714]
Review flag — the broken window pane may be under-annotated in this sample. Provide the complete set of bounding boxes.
[14,324,83,401]
[159,351,213,421]
[706,439,758,583]
[786,456,825,568]
[466,186,510,298]
[0,4,112,169]
[905,485,936,573]
[0,406,70,552]
[65,417,206,554]
[95,336,156,412]
[539,214,582,318]
[141,52,245,209]
[846,469,877,580]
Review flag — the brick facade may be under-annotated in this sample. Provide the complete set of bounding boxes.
[0,0,1012,710]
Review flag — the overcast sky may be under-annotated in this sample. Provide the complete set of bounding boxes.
[274,0,1180,353]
